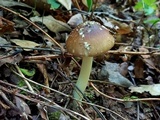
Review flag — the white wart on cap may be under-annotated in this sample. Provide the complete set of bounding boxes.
[66,21,115,57]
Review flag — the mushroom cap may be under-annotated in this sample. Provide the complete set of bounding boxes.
[66,21,115,57]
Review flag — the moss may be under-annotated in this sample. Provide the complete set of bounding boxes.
[48,111,61,120]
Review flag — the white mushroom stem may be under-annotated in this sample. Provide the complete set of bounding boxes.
[73,56,93,102]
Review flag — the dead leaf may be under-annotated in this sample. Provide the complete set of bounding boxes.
[36,63,50,94]
[153,55,160,68]
[15,96,31,115]
[0,0,32,8]
[119,62,128,77]
[59,113,70,120]
[116,22,133,35]
[143,58,155,69]
[57,0,72,10]
[11,39,40,51]
[98,17,115,29]
[0,53,23,67]
[0,100,10,109]
[134,58,144,79]
[19,0,51,12]
[30,15,71,33]
[98,17,133,35]
[0,37,10,45]
[67,13,84,28]
[0,17,15,36]
[129,84,160,96]
[139,47,158,71]
[98,61,133,87]
[139,47,150,59]
[37,103,49,120]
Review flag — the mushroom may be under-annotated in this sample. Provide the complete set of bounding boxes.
[66,21,115,102]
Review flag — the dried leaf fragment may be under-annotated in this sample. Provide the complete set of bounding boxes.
[30,15,71,33]
[129,84,160,96]
[57,0,72,10]
[11,39,40,51]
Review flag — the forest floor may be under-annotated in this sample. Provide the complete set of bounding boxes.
[0,0,160,120]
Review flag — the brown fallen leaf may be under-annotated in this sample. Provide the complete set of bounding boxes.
[0,17,15,36]
[36,63,50,94]
[116,22,133,35]
[0,53,23,67]
[139,47,150,59]
[134,58,144,79]
[11,39,40,51]
[30,15,71,33]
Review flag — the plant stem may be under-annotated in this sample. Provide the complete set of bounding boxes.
[73,57,93,102]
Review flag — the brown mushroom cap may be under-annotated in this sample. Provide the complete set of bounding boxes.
[66,21,115,57]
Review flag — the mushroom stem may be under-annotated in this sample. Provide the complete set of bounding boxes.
[73,56,93,102]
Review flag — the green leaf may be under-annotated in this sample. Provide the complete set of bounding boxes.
[87,0,93,12]
[130,96,138,99]
[47,0,60,9]
[48,111,61,119]
[144,6,155,15]
[20,68,36,77]
[144,18,160,24]
[18,80,26,87]
[134,0,157,15]
[123,96,138,101]
[143,0,156,6]
[134,1,143,10]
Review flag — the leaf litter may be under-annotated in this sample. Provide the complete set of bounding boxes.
[0,0,160,120]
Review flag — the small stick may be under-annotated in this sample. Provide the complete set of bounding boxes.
[90,82,160,101]
[0,5,65,53]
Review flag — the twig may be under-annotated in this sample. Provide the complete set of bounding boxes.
[0,81,90,120]
[0,45,61,53]
[23,50,160,61]
[115,43,160,50]
[90,82,160,101]
[0,90,20,113]
[23,54,71,60]
[15,64,34,92]
[0,80,125,120]
[0,90,28,119]
[93,11,134,22]
[79,104,92,120]
[9,66,70,98]
[51,63,106,120]
[107,50,160,55]
[72,0,85,22]
[0,5,65,53]
[71,8,133,22]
